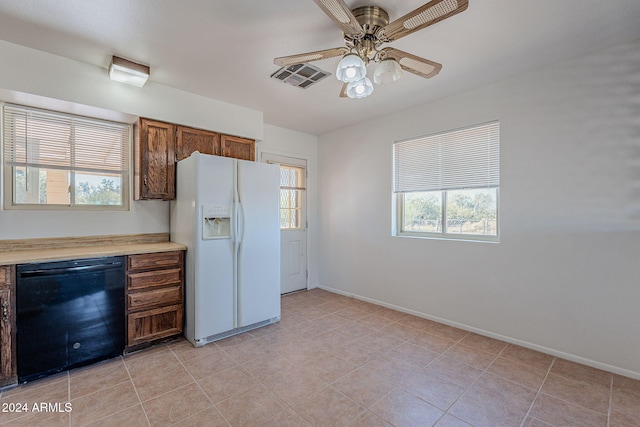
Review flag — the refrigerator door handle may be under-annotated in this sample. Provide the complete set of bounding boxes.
[230,203,235,243]
[237,202,246,243]
[232,200,239,329]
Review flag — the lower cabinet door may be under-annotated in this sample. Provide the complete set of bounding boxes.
[0,288,15,385]
[127,304,183,347]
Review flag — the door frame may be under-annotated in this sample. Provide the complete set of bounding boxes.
[260,151,309,293]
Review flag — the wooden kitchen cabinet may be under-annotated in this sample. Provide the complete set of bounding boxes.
[0,265,16,386]
[176,126,220,161]
[221,134,255,161]
[134,118,176,200]
[125,251,184,349]
[135,117,256,200]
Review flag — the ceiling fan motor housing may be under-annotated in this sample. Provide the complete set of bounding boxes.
[347,6,390,61]
[351,6,389,35]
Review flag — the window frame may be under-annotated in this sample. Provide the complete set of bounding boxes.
[393,121,500,243]
[395,188,500,242]
[2,103,131,211]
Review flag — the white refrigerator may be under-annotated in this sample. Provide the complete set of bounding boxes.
[170,152,281,347]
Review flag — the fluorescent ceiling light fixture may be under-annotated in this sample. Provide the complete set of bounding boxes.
[373,58,402,85]
[346,76,374,99]
[336,53,367,83]
[109,56,150,87]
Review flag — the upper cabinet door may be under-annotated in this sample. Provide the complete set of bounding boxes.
[221,134,255,161]
[136,119,176,200]
[134,119,255,200]
[176,126,220,161]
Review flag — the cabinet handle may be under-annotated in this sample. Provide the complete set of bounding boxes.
[144,177,147,187]
[1,298,8,324]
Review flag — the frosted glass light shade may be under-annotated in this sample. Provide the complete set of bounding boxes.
[346,76,374,99]
[373,59,402,85]
[336,54,367,83]
[109,56,149,87]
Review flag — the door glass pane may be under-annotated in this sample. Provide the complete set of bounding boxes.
[279,164,305,230]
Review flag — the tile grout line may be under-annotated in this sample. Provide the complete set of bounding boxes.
[607,374,613,427]
[236,341,331,425]
[435,341,503,426]
[519,356,556,427]
[361,328,471,426]
[433,341,504,426]
[121,354,152,427]
[66,356,145,426]
[168,342,236,426]
[244,306,388,425]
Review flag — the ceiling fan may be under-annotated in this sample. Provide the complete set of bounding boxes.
[274,0,469,99]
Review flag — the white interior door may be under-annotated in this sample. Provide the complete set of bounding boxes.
[263,154,307,294]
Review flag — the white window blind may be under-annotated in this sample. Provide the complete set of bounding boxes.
[3,104,130,176]
[394,121,500,193]
[2,104,130,208]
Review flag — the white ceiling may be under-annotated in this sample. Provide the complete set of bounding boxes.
[0,0,638,136]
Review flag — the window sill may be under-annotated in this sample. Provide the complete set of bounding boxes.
[394,232,500,243]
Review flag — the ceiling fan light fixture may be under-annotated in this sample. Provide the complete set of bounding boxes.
[346,76,374,99]
[373,58,403,85]
[336,53,367,83]
[109,55,149,87]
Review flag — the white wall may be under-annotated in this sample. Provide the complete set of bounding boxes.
[0,40,263,140]
[259,124,319,288]
[0,40,263,239]
[317,40,640,377]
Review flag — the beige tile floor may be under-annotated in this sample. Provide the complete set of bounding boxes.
[1,288,639,426]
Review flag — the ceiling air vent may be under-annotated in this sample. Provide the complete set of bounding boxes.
[271,63,330,89]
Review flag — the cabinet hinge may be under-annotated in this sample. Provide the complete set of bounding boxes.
[1,297,9,324]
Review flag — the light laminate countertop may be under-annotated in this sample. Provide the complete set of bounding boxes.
[0,242,187,265]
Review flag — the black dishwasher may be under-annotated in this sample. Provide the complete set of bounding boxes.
[16,256,125,382]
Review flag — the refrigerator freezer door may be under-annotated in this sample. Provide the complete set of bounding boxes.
[193,154,236,339]
[236,160,281,327]
[173,153,236,344]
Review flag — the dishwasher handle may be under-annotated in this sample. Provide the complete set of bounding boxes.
[19,262,123,278]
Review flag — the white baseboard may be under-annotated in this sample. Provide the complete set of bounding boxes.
[317,285,640,380]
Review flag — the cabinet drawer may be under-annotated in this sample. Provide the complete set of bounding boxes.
[0,266,11,286]
[128,251,181,270]
[128,285,182,311]
[127,268,182,290]
[127,304,183,347]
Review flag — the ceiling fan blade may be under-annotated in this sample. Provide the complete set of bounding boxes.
[274,47,348,67]
[312,0,364,37]
[339,83,348,98]
[381,0,468,42]
[382,48,442,79]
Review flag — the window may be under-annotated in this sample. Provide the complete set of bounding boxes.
[2,104,130,210]
[393,121,500,241]
[278,164,305,230]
